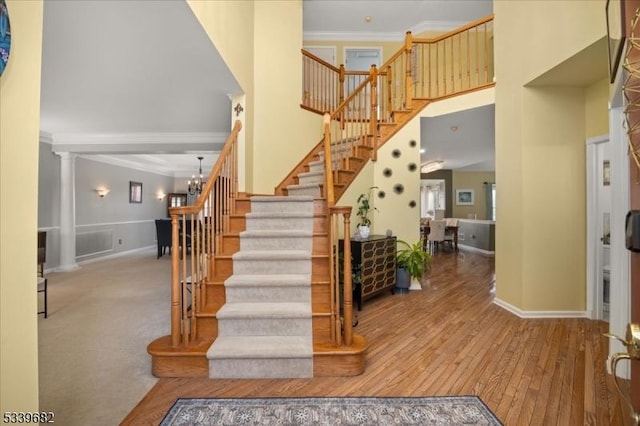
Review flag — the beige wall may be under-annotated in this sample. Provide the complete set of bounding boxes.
[191,0,322,194]
[0,0,43,412]
[494,0,606,312]
[452,171,495,220]
[187,0,256,191]
[585,77,609,138]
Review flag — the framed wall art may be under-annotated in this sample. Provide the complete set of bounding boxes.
[456,189,474,206]
[129,181,142,203]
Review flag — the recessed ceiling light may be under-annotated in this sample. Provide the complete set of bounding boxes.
[450,126,458,132]
[364,16,372,23]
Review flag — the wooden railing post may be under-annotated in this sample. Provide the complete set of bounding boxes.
[323,113,335,206]
[339,64,346,130]
[405,31,413,110]
[170,214,181,347]
[369,64,379,161]
[341,209,353,347]
[386,65,393,116]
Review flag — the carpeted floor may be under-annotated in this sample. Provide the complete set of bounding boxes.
[159,396,503,425]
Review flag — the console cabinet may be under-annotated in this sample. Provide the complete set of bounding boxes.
[344,235,396,310]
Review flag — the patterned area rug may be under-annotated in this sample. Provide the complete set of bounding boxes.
[160,396,503,425]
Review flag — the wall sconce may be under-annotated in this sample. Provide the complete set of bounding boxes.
[157,192,166,200]
[95,188,110,198]
[421,160,444,174]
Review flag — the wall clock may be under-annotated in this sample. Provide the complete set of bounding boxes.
[0,0,10,76]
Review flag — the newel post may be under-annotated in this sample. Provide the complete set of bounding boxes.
[341,209,353,347]
[405,31,413,110]
[170,214,181,346]
[369,64,379,161]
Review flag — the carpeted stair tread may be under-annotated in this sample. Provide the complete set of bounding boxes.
[250,195,314,202]
[286,183,322,190]
[225,274,311,287]
[239,229,313,238]
[233,250,311,260]
[216,302,310,319]
[245,211,314,218]
[207,336,313,359]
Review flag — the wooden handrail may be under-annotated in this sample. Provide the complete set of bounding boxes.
[169,120,242,348]
[291,14,495,200]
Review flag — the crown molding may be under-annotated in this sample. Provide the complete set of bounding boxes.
[303,20,467,42]
[51,132,227,146]
[304,30,406,42]
[79,154,179,177]
[39,131,54,144]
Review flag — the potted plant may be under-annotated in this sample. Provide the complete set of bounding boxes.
[396,239,432,291]
[356,186,378,239]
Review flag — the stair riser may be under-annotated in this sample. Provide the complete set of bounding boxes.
[209,358,312,379]
[223,234,327,254]
[240,236,312,252]
[297,173,324,185]
[285,186,321,197]
[246,217,314,231]
[309,162,324,173]
[225,286,311,303]
[212,255,328,281]
[250,200,314,214]
[233,258,311,275]
[217,317,312,336]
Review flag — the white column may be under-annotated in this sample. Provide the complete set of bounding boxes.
[56,152,79,271]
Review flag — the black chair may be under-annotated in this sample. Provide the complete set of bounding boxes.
[155,219,172,258]
[37,231,48,318]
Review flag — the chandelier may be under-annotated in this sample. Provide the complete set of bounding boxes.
[187,156,205,195]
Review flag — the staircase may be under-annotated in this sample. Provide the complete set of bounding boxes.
[148,15,495,379]
[207,196,315,378]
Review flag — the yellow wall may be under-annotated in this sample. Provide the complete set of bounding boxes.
[187,0,256,191]
[0,0,43,412]
[374,118,422,246]
[585,77,609,138]
[451,171,495,219]
[494,0,606,312]
[191,0,321,194]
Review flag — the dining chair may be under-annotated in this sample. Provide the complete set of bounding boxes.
[444,218,458,250]
[427,220,446,253]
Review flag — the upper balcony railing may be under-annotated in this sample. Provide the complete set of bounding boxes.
[301,15,494,117]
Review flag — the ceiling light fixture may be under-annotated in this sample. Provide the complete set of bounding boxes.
[364,16,372,23]
[421,160,444,173]
[450,126,458,132]
[187,156,205,196]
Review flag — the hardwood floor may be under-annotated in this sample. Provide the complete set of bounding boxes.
[123,250,626,425]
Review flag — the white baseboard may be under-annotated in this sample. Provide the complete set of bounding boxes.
[77,245,156,266]
[458,244,495,256]
[493,298,588,319]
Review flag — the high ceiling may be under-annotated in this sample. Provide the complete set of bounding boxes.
[40,0,495,177]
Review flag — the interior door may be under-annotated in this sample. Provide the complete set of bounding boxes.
[598,141,612,321]
[344,48,382,119]
[587,137,613,321]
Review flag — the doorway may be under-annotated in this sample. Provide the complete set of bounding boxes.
[344,47,382,105]
[586,136,612,322]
